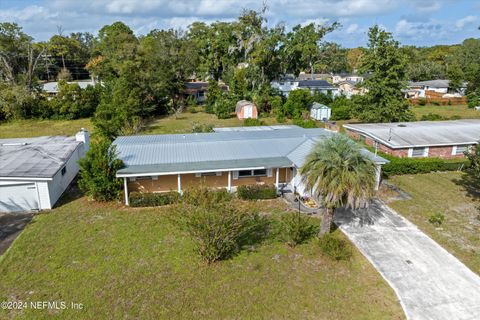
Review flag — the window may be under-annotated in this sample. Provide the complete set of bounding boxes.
[411,147,427,157]
[238,169,267,178]
[455,145,469,155]
[61,167,66,176]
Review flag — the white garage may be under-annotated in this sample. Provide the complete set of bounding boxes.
[0,129,89,213]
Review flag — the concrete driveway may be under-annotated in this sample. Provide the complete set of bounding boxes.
[334,200,480,320]
[0,212,33,255]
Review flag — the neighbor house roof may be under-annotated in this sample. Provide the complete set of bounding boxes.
[0,136,81,179]
[297,80,334,88]
[42,80,96,93]
[344,120,480,149]
[408,79,451,88]
[114,127,387,177]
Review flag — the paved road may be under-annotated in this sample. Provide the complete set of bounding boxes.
[0,212,33,255]
[334,200,480,320]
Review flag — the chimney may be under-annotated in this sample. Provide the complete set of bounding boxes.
[76,128,90,151]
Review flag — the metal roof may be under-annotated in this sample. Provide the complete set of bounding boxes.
[0,136,81,178]
[42,80,96,93]
[344,120,480,148]
[114,127,387,176]
[297,80,334,88]
[213,125,300,132]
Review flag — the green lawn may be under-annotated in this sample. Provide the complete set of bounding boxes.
[384,172,480,274]
[410,104,480,120]
[0,118,93,139]
[0,190,404,319]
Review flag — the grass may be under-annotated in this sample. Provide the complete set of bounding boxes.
[0,190,404,319]
[410,104,480,120]
[0,118,93,139]
[143,111,289,135]
[384,172,480,274]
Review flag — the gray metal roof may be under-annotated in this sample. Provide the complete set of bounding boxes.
[42,80,96,93]
[114,127,387,176]
[213,125,300,132]
[0,136,81,178]
[297,80,334,88]
[344,120,480,148]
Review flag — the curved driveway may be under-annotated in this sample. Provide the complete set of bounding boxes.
[334,200,480,320]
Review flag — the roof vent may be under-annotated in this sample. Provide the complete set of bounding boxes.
[397,124,407,127]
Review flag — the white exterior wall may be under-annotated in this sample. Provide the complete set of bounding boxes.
[36,181,51,209]
[47,144,84,208]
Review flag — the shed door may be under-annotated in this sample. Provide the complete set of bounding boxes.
[0,183,39,213]
[244,105,253,118]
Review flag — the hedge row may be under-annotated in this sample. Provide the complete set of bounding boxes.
[236,184,278,200]
[382,156,470,177]
[129,191,180,207]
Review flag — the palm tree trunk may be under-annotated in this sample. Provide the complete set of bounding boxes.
[319,207,335,236]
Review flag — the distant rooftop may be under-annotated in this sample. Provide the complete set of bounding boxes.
[297,80,334,88]
[0,136,81,178]
[344,120,480,148]
[42,80,96,93]
[214,125,300,132]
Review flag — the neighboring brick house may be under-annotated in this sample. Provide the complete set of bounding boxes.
[344,120,480,159]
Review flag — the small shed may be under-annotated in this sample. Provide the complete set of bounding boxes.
[310,103,331,121]
[235,100,258,119]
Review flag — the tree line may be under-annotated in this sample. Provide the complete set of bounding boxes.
[1,7,480,138]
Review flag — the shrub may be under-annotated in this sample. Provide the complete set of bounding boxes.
[191,122,213,133]
[182,185,233,207]
[381,154,470,177]
[418,98,427,106]
[279,212,318,247]
[318,233,352,261]
[428,212,445,226]
[243,118,264,126]
[293,118,317,128]
[237,184,277,200]
[431,101,441,106]
[420,113,445,121]
[78,138,124,201]
[129,191,179,207]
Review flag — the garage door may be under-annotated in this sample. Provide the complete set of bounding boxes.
[0,183,39,213]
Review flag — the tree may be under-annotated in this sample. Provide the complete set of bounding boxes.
[300,135,377,235]
[447,62,464,93]
[282,89,311,119]
[78,138,124,201]
[353,25,414,123]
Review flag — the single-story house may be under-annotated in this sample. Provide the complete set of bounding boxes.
[236,100,258,119]
[405,80,467,98]
[271,78,339,97]
[113,126,388,205]
[310,103,331,121]
[0,129,90,213]
[337,80,367,98]
[332,73,364,84]
[185,81,229,103]
[344,120,480,159]
[42,80,96,98]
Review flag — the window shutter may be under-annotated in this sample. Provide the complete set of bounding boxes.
[195,173,201,178]
[216,172,222,176]
[233,171,239,180]
[267,168,273,177]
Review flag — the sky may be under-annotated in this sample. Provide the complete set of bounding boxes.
[1,0,479,47]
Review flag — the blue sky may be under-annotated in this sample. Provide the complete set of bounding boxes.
[1,0,479,47]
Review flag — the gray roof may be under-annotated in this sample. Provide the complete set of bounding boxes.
[0,136,81,178]
[114,127,387,176]
[344,120,480,148]
[311,103,330,110]
[407,79,468,89]
[297,80,334,88]
[213,125,300,132]
[42,80,96,93]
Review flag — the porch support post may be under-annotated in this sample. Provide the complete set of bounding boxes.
[275,168,279,189]
[124,177,129,206]
[375,165,381,191]
[177,174,182,194]
[228,171,232,192]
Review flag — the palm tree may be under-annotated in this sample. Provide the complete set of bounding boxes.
[300,135,377,236]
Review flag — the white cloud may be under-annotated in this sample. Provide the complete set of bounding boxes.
[346,23,359,34]
[0,5,58,22]
[455,15,478,29]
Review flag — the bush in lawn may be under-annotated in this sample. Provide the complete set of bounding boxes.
[417,98,427,106]
[318,233,352,261]
[129,191,179,207]
[78,138,124,201]
[428,212,445,226]
[236,184,277,200]
[182,184,233,207]
[243,118,264,126]
[191,122,213,133]
[420,113,445,121]
[293,118,317,128]
[279,212,318,247]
